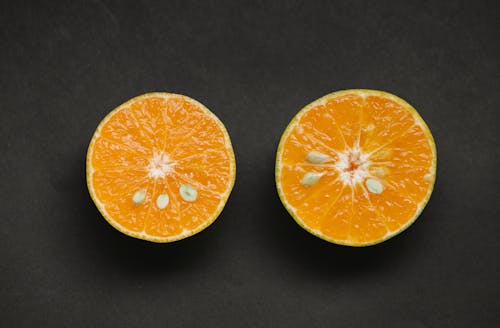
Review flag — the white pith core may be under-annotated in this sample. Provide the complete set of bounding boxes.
[148,151,175,179]
[333,148,371,186]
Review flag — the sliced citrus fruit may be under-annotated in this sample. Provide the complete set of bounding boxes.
[86,93,236,242]
[275,89,436,246]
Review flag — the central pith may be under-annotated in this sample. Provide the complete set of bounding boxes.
[334,149,370,185]
[148,151,174,179]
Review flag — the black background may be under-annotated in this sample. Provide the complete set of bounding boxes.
[1,1,500,327]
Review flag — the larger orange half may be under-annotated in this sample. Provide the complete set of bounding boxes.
[276,89,436,246]
[87,93,236,242]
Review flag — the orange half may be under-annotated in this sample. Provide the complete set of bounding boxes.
[275,89,437,246]
[86,93,236,242]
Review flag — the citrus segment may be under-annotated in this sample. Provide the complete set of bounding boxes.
[87,93,236,242]
[276,89,436,246]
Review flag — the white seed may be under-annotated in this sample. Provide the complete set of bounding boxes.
[132,189,147,205]
[424,173,433,181]
[306,151,331,164]
[301,172,323,187]
[365,178,384,194]
[156,194,169,209]
[180,184,198,202]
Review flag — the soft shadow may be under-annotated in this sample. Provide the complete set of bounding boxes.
[53,145,217,277]
[261,152,423,280]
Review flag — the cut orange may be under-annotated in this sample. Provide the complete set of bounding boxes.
[275,89,436,246]
[86,93,236,242]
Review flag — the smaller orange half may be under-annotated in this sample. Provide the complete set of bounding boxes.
[275,89,437,246]
[86,93,236,242]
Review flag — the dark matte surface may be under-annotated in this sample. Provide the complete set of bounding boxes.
[1,1,500,327]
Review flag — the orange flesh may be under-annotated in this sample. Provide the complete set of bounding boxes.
[87,93,235,242]
[276,90,436,246]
